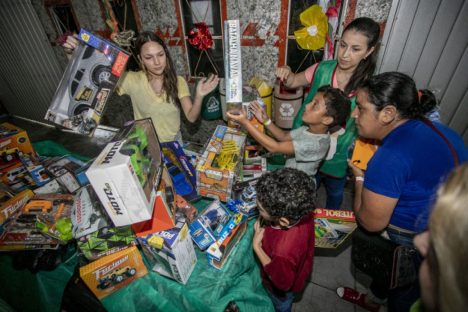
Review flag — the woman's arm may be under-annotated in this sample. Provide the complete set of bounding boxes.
[180,75,219,123]
[349,161,398,232]
[275,66,309,89]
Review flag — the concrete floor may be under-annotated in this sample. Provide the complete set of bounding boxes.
[3,115,377,312]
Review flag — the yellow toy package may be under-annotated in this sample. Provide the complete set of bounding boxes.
[79,246,148,299]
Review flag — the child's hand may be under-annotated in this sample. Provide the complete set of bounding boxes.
[62,34,79,56]
[275,66,292,82]
[226,106,249,125]
[250,101,268,123]
[196,73,220,98]
[252,219,265,248]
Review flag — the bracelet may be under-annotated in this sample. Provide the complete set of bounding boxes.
[263,119,272,127]
[355,176,365,182]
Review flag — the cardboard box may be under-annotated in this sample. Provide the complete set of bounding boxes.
[224,20,243,110]
[208,221,247,270]
[189,200,231,251]
[350,138,379,171]
[314,208,357,254]
[79,246,148,299]
[86,119,163,226]
[138,220,197,284]
[227,178,259,218]
[0,189,34,228]
[161,141,199,202]
[0,123,36,156]
[196,126,246,202]
[43,155,90,193]
[45,29,130,136]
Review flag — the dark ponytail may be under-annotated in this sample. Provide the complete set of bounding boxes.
[359,72,437,119]
[342,17,380,95]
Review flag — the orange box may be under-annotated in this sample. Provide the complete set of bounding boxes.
[196,126,246,202]
[0,123,36,156]
[351,138,379,170]
[79,246,148,299]
[0,189,34,226]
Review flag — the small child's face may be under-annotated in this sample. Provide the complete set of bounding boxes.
[302,92,330,126]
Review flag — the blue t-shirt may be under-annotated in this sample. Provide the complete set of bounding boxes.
[364,120,468,233]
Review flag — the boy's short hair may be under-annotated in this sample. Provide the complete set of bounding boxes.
[256,168,316,222]
[317,85,351,128]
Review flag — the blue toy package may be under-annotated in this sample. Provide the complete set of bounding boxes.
[161,141,199,202]
[189,200,231,251]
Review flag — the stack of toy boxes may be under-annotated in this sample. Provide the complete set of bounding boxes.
[45,28,130,136]
[86,118,164,226]
[133,166,197,284]
[0,123,38,192]
[71,186,136,261]
[161,141,199,202]
[79,245,148,299]
[189,200,247,269]
[196,125,246,202]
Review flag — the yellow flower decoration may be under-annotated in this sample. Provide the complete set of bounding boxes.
[294,5,328,50]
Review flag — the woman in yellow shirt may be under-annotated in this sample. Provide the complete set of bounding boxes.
[64,31,219,142]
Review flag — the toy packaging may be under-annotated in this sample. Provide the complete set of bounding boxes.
[0,122,36,157]
[196,126,246,202]
[0,161,33,192]
[33,178,64,194]
[0,189,34,230]
[208,220,247,270]
[314,208,357,250]
[175,194,197,223]
[350,138,379,171]
[45,28,130,136]
[224,20,243,115]
[161,141,199,202]
[206,212,247,265]
[139,219,197,284]
[79,246,148,299]
[189,200,231,251]
[19,153,50,187]
[227,178,259,218]
[43,155,91,193]
[86,119,163,226]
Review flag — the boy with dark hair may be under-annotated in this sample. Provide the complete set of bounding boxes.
[253,168,316,311]
[227,85,351,178]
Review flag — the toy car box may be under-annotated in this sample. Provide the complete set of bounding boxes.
[196,126,246,202]
[138,220,197,284]
[0,189,34,230]
[0,123,36,157]
[314,208,358,256]
[227,178,259,219]
[79,245,148,299]
[208,219,247,270]
[161,141,199,202]
[189,200,231,251]
[0,162,33,192]
[45,28,130,136]
[43,155,91,193]
[86,119,163,226]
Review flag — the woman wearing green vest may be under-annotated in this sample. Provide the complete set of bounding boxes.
[276,17,380,209]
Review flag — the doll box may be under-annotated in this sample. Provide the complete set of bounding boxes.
[86,119,163,226]
[45,29,130,136]
[196,125,246,202]
[79,246,148,299]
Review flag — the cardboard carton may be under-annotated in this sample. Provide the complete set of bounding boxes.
[0,123,36,156]
[0,189,34,228]
[79,246,148,299]
[196,126,246,202]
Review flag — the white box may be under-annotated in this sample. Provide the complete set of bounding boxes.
[224,20,243,105]
[86,119,163,226]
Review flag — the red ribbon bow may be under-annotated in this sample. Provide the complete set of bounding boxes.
[188,22,213,51]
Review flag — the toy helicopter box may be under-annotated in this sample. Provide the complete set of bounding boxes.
[138,220,197,284]
[161,141,199,202]
[196,126,246,202]
[86,119,163,226]
[189,200,231,251]
[45,28,130,136]
[79,245,148,299]
[0,122,36,156]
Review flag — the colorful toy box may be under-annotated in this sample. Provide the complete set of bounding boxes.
[45,29,130,136]
[208,220,247,270]
[0,123,36,156]
[79,246,148,299]
[86,119,163,226]
[196,126,246,202]
[43,155,90,193]
[314,208,357,254]
[161,141,199,202]
[138,220,197,284]
[0,189,34,229]
[189,200,231,251]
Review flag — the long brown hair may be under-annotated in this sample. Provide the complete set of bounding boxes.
[135,31,180,109]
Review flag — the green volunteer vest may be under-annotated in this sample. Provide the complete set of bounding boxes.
[292,60,357,178]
